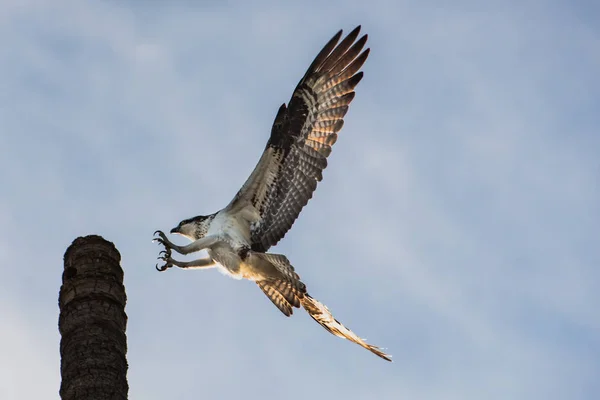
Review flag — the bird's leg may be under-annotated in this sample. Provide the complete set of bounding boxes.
[153,230,222,255]
[172,258,217,270]
[177,235,223,254]
[155,250,216,272]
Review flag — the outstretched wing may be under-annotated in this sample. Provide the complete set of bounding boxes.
[254,252,306,317]
[257,279,303,317]
[227,26,369,252]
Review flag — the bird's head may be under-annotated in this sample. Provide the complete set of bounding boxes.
[170,215,208,240]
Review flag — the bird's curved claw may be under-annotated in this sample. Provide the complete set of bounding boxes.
[156,249,173,271]
[154,229,173,272]
[156,262,172,272]
[157,250,171,261]
[153,230,168,244]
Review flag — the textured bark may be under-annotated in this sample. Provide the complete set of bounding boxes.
[59,235,128,400]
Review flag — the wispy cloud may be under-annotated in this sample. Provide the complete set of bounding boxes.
[1,1,598,399]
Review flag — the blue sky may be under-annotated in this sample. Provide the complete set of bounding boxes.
[1,1,599,399]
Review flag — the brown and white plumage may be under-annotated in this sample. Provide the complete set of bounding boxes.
[227,25,370,252]
[254,252,391,361]
[155,26,390,362]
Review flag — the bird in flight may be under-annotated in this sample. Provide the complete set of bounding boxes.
[154,26,390,361]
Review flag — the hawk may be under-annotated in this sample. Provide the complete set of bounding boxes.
[154,26,391,361]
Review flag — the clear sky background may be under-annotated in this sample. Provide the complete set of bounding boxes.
[1,1,599,399]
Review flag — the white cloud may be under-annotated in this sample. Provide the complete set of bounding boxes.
[0,301,60,400]
[1,1,598,399]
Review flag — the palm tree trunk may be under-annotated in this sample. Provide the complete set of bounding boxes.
[59,235,129,400]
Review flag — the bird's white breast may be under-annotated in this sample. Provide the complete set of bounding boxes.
[205,209,254,280]
[207,209,251,250]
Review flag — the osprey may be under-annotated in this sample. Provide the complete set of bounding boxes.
[154,26,391,361]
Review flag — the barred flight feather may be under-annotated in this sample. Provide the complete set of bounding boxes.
[257,281,295,316]
[254,253,391,361]
[227,26,369,253]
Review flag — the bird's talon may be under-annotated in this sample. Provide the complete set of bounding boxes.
[154,229,173,271]
[156,262,171,272]
[153,238,167,248]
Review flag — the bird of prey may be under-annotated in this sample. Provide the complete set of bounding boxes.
[154,26,391,362]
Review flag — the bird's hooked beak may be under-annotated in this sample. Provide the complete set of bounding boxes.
[170,226,181,234]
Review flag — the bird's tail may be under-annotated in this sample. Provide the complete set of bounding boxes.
[253,252,391,361]
[300,293,392,362]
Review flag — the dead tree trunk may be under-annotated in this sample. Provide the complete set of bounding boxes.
[59,235,129,400]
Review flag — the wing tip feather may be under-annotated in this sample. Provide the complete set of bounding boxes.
[249,26,369,252]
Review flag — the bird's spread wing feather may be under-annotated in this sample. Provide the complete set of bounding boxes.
[257,279,303,317]
[255,252,306,316]
[227,26,369,252]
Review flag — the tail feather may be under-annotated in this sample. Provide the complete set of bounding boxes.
[301,294,392,362]
[254,252,391,361]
